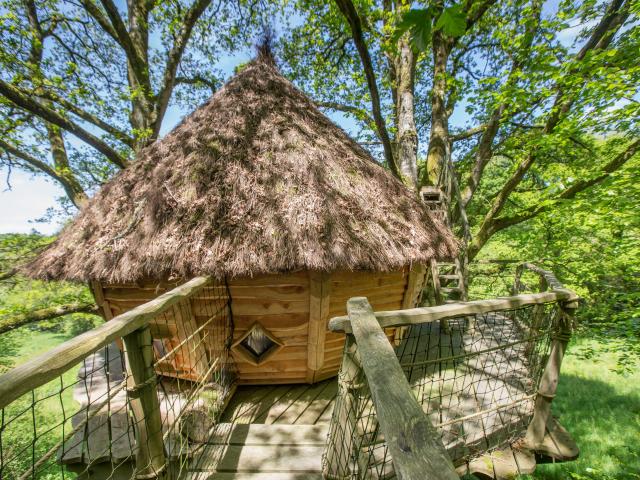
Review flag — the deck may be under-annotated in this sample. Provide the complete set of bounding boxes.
[61,313,577,480]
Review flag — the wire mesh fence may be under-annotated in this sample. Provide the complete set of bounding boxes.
[0,278,236,480]
[323,273,569,479]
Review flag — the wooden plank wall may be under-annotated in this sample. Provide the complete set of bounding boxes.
[315,268,413,382]
[91,280,227,381]
[227,272,310,384]
[90,266,426,385]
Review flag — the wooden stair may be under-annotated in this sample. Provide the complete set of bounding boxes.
[185,423,327,479]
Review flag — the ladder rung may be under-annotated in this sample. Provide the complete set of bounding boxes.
[439,274,459,280]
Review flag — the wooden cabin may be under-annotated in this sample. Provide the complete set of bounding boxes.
[26,51,457,385]
[90,267,427,384]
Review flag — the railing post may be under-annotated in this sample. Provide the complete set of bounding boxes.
[524,298,576,449]
[323,334,361,479]
[345,297,458,480]
[123,325,167,479]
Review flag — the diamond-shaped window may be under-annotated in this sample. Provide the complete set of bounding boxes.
[232,323,284,365]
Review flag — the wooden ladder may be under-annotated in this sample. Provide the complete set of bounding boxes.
[421,186,468,306]
[429,257,468,305]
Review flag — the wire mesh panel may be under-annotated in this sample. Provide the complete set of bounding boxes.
[0,278,236,480]
[324,302,561,479]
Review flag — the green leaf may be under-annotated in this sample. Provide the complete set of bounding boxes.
[434,4,466,38]
[393,8,433,52]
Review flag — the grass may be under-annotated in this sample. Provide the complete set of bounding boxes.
[526,337,640,480]
[1,328,80,479]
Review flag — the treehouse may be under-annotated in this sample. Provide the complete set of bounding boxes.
[6,51,580,480]
[25,51,457,385]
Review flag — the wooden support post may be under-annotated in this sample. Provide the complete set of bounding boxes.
[346,297,458,480]
[524,299,576,450]
[308,271,332,382]
[323,334,361,480]
[123,325,167,479]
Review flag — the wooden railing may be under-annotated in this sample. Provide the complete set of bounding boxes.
[0,276,234,480]
[323,264,578,479]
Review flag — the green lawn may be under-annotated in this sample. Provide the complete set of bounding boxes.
[528,338,640,480]
[0,329,80,479]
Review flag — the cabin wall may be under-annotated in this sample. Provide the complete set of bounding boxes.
[90,265,427,385]
[313,266,427,382]
[90,280,229,381]
[227,272,311,384]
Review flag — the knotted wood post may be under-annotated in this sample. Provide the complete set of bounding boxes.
[323,334,362,479]
[123,325,167,479]
[524,297,577,449]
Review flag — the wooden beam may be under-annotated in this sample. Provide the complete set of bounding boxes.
[329,290,577,333]
[307,271,331,382]
[345,297,458,480]
[0,276,211,409]
[322,335,361,478]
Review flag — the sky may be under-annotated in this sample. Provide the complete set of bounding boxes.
[0,0,582,235]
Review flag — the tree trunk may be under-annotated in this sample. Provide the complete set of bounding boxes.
[126,0,155,151]
[395,38,419,189]
[47,125,89,208]
[423,32,451,187]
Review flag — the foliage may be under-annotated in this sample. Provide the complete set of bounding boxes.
[0,233,97,340]
[477,137,640,372]
[0,329,78,478]
[0,0,271,207]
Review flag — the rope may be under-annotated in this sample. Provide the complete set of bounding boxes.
[126,374,158,398]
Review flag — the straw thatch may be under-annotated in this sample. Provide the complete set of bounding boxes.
[26,54,457,283]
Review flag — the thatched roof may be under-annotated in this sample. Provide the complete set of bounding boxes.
[26,55,457,283]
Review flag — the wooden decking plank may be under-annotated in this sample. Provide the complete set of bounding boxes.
[193,444,324,473]
[58,412,86,464]
[186,472,323,479]
[221,386,278,424]
[207,423,329,446]
[251,385,297,423]
[263,384,317,424]
[109,410,135,462]
[294,380,337,425]
[279,381,333,425]
[535,417,579,461]
[316,381,338,424]
[85,413,111,465]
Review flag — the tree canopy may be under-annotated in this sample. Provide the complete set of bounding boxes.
[0,0,638,367]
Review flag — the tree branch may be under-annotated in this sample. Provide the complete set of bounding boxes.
[333,0,400,178]
[153,0,215,137]
[468,0,630,259]
[316,100,377,133]
[488,138,640,234]
[0,79,128,168]
[175,75,218,93]
[33,89,134,147]
[0,302,99,335]
[0,138,88,207]
[94,0,150,89]
[450,124,487,142]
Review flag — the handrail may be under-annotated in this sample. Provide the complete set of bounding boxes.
[329,289,578,334]
[514,262,566,292]
[0,276,211,409]
[346,297,458,479]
